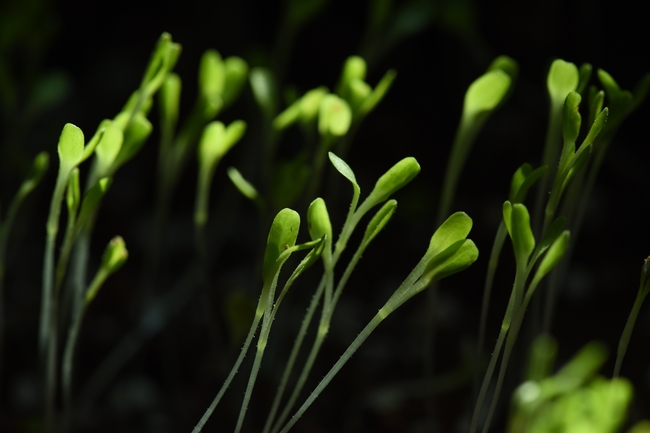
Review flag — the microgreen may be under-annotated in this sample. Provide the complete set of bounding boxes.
[613,256,650,379]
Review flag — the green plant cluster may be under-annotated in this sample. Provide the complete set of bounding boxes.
[1,29,649,433]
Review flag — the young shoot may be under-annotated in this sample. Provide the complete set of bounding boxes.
[613,256,650,379]
[276,212,478,433]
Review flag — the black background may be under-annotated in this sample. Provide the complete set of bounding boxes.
[1,0,649,432]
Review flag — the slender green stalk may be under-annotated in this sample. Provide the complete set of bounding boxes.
[277,313,385,433]
[436,116,480,225]
[262,278,325,433]
[268,226,373,433]
[42,169,73,433]
[474,222,508,393]
[613,264,650,378]
[192,310,264,433]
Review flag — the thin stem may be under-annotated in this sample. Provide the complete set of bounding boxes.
[613,283,649,378]
[277,313,385,433]
[262,278,325,433]
[436,115,479,226]
[270,224,375,433]
[192,311,263,433]
[474,222,508,395]
[234,307,273,433]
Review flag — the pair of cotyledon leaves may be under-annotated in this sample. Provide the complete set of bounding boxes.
[259,152,479,315]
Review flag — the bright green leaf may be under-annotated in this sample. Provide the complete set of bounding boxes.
[299,86,328,123]
[198,121,226,167]
[488,55,519,81]
[307,198,332,242]
[262,209,300,284]
[318,94,352,137]
[463,69,511,117]
[250,67,279,118]
[222,56,249,108]
[421,239,479,285]
[357,69,397,118]
[503,202,535,264]
[562,91,582,149]
[57,123,85,170]
[576,63,592,95]
[510,164,548,204]
[337,56,367,97]
[160,73,182,126]
[199,50,225,99]
[426,211,473,258]
[328,151,358,187]
[532,216,566,265]
[227,167,259,201]
[366,157,420,206]
[547,59,579,103]
[95,121,124,177]
[531,230,570,288]
[111,113,152,172]
[76,178,113,232]
[66,168,80,216]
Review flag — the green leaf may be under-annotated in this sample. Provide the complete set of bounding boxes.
[509,164,548,203]
[199,49,225,99]
[76,178,113,232]
[580,107,608,149]
[531,230,570,288]
[57,123,85,171]
[365,157,420,206]
[426,211,473,258]
[463,69,511,117]
[221,56,249,108]
[111,113,152,172]
[160,72,182,126]
[357,69,397,118]
[503,201,535,264]
[262,209,300,284]
[488,55,519,79]
[588,89,604,127]
[273,100,302,131]
[307,198,332,242]
[198,121,226,167]
[318,94,352,137]
[361,199,397,246]
[227,167,259,201]
[328,152,358,187]
[94,121,124,177]
[547,59,579,103]
[250,67,279,118]
[420,239,479,285]
[336,56,367,97]
[86,236,128,304]
[348,78,371,112]
[576,63,593,95]
[561,91,582,150]
[531,216,566,265]
[20,151,50,196]
[66,168,80,216]
[299,86,328,123]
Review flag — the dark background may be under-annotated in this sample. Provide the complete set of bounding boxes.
[1,0,649,432]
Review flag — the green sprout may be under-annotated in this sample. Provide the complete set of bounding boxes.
[613,256,650,379]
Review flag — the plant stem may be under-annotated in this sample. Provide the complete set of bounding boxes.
[474,222,507,395]
[262,278,325,433]
[613,282,649,378]
[192,310,263,433]
[277,313,385,433]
